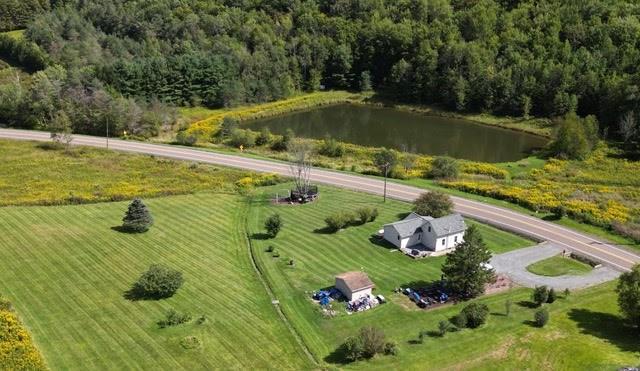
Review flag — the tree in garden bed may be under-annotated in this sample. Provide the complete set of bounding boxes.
[122,198,153,233]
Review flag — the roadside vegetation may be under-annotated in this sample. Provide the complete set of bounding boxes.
[0,139,282,206]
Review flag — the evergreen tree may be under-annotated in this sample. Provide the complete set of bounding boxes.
[122,198,153,233]
[441,225,493,299]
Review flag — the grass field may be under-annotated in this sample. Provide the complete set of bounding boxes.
[527,255,593,277]
[247,186,639,369]
[0,139,278,206]
[0,193,310,370]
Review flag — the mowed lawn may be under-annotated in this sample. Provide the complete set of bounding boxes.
[527,255,593,277]
[0,193,310,370]
[247,186,639,369]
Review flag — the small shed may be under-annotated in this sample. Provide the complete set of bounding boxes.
[335,271,375,302]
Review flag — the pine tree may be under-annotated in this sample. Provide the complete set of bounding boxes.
[441,225,493,299]
[122,198,153,233]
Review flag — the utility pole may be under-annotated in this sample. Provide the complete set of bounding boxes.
[383,162,390,203]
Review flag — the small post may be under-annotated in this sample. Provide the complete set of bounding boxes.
[106,117,109,149]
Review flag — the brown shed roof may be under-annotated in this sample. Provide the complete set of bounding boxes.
[335,271,375,292]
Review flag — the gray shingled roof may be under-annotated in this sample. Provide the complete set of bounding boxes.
[429,214,466,237]
[384,213,465,238]
[384,213,433,238]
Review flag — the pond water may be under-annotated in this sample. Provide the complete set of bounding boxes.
[244,104,548,163]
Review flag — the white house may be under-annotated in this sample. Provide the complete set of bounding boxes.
[383,213,466,253]
[335,271,375,302]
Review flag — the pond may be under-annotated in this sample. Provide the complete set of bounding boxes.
[244,104,548,163]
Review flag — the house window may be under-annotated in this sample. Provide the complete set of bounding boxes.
[454,236,458,242]
[442,239,446,246]
[428,226,431,232]
[397,236,400,241]
[418,234,421,240]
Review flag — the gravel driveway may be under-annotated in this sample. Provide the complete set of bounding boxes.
[490,243,621,290]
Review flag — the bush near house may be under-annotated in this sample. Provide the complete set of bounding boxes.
[413,191,453,218]
[325,211,356,232]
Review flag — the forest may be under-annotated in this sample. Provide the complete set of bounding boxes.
[1,0,640,146]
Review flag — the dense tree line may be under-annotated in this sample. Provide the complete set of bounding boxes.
[0,0,50,32]
[4,0,640,142]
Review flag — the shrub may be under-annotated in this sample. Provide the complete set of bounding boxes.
[122,198,154,233]
[547,288,557,303]
[429,156,459,179]
[129,264,184,300]
[460,302,489,328]
[157,309,192,328]
[318,136,345,157]
[533,286,549,306]
[0,307,47,370]
[0,296,12,311]
[534,308,549,327]
[266,245,274,253]
[451,312,467,329]
[175,130,198,145]
[355,207,378,224]
[359,326,387,358]
[413,191,453,218]
[272,250,280,258]
[383,341,398,356]
[264,213,282,238]
[342,336,364,362]
[324,211,355,232]
[255,127,272,146]
[219,116,238,138]
[271,129,293,151]
[438,320,451,336]
[564,288,571,297]
[180,335,202,349]
[228,129,256,148]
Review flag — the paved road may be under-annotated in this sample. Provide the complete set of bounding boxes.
[2,128,639,272]
[490,243,620,290]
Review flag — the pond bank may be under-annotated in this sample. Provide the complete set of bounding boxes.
[181,90,553,140]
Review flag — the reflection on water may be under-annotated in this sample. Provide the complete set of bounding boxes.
[244,104,548,162]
